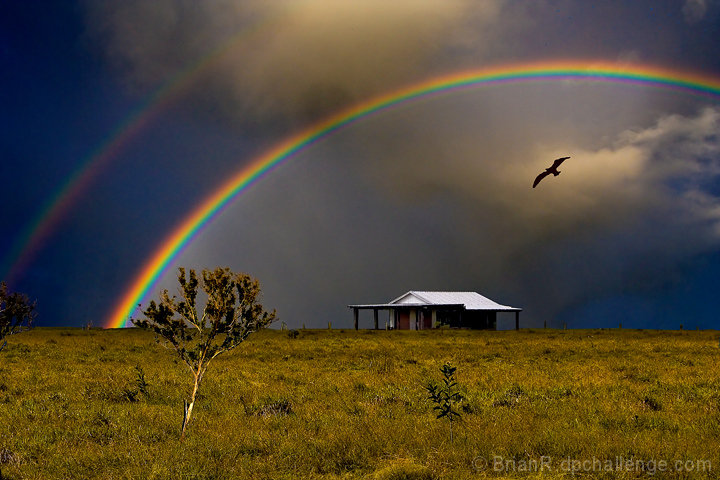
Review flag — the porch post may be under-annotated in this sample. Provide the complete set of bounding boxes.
[515,311,520,330]
[354,308,359,330]
[373,308,379,330]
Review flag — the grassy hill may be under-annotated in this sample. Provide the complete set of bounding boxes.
[1,328,719,479]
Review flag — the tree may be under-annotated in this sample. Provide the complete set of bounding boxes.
[0,282,36,352]
[132,267,276,439]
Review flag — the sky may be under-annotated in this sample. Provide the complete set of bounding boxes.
[3,0,720,330]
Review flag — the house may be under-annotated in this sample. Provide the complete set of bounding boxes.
[348,291,522,330]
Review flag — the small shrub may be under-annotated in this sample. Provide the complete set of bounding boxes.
[0,282,35,353]
[134,365,149,397]
[287,329,299,339]
[425,363,463,442]
[117,365,150,402]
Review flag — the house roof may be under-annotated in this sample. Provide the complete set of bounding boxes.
[349,291,521,311]
[391,291,520,311]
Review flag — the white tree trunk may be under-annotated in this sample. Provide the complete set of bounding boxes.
[181,372,201,440]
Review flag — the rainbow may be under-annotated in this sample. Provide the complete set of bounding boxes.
[1,7,298,284]
[106,60,720,328]
[1,97,168,283]
[0,48,226,284]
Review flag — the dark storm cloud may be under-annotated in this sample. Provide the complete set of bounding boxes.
[83,0,720,127]
[83,0,504,126]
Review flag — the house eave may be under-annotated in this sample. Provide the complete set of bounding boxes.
[347,303,465,309]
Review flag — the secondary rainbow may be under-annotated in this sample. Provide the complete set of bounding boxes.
[106,60,720,328]
[0,8,298,284]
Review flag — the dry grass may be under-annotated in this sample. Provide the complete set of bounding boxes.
[0,327,719,479]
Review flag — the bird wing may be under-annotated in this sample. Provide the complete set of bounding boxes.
[533,170,550,188]
[551,156,570,169]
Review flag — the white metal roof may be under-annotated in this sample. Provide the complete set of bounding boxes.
[388,291,521,311]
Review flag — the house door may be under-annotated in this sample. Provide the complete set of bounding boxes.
[420,309,432,330]
[398,310,410,330]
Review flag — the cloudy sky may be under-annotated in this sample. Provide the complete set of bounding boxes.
[3,0,720,329]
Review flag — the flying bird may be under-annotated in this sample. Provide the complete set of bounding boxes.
[533,156,570,188]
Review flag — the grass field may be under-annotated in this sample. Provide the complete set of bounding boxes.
[1,327,719,479]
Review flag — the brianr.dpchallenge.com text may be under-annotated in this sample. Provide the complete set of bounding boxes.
[471,455,712,475]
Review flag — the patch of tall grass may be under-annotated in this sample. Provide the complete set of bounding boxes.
[0,328,718,478]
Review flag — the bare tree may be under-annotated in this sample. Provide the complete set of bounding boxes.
[132,267,276,439]
[0,282,36,352]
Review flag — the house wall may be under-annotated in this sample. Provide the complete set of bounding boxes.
[393,308,434,330]
[394,308,433,330]
[396,293,424,304]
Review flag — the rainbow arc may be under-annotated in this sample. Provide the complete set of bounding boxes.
[106,60,720,328]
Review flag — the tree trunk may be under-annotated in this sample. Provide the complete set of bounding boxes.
[180,372,201,440]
